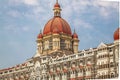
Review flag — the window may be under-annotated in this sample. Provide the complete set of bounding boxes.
[36,67,40,76]
[110,54,113,57]
[35,77,40,80]
[111,73,114,78]
[110,62,114,67]
[43,57,46,60]
[78,53,84,56]
[54,41,57,46]
[44,41,49,50]
[109,48,112,52]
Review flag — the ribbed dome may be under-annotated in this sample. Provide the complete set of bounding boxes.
[54,2,60,8]
[114,28,119,41]
[73,33,78,38]
[43,17,72,35]
[37,33,43,39]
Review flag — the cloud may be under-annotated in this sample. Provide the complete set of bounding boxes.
[22,0,39,6]
[92,0,119,17]
[72,0,90,12]
[9,0,39,6]
[73,18,93,29]
[7,10,21,18]
[100,0,120,2]
[99,7,109,17]
[7,0,118,24]
[6,0,118,33]
[22,26,30,32]
[64,0,118,19]
[4,25,30,33]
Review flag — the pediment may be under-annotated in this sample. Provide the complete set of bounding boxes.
[97,42,107,48]
[34,50,40,58]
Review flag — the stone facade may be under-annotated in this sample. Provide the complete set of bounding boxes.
[0,41,119,80]
[0,1,119,80]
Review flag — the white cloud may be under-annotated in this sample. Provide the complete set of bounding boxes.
[4,25,30,33]
[7,10,21,18]
[22,26,30,32]
[100,0,120,2]
[62,5,73,20]
[4,25,18,33]
[7,0,118,31]
[9,0,39,6]
[100,7,109,17]
[92,0,119,17]
[65,0,118,18]
[23,0,39,6]
[8,0,118,22]
[73,18,93,29]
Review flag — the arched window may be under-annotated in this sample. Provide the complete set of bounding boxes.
[35,77,40,80]
[111,73,114,78]
[110,62,114,67]
[44,40,49,50]
[36,67,40,75]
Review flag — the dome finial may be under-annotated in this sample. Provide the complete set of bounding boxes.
[56,0,58,3]
[73,28,78,38]
[40,29,42,33]
[53,0,61,17]
[74,28,76,33]
[37,29,43,39]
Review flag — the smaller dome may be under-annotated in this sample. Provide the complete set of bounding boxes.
[114,28,119,41]
[72,30,78,38]
[37,33,43,39]
[72,33,78,38]
[54,3,60,8]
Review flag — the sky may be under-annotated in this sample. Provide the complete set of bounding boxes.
[0,0,119,69]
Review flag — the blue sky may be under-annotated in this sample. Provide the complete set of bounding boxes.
[0,0,119,69]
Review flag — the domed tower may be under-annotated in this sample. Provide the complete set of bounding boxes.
[72,29,79,53]
[37,30,43,54]
[36,0,79,57]
[113,28,119,43]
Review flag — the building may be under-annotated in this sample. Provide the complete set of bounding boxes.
[0,1,119,80]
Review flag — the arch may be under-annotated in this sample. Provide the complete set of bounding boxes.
[35,61,40,68]
[110,72,115,78]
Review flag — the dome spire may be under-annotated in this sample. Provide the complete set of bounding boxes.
[53,0,61,17]
[40,29,42,33]
[56,0,58,3]
[37,29,43,39]
[74,29,76,33]
[73,29,78,38]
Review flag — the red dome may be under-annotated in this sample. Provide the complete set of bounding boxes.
[114,28,120,41]
[43,17,72,35]
[72,33,78,38]
[54,3,60,8]
[37,33,43,39]
[53,27,59,34]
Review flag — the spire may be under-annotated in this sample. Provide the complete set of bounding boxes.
[53,0,62,17]
[37,29,43,39]
[40,29,42,33]
[56,0,58,3]
[73,28,77,34]
[74,29,76,33]
[73,29,78,38]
